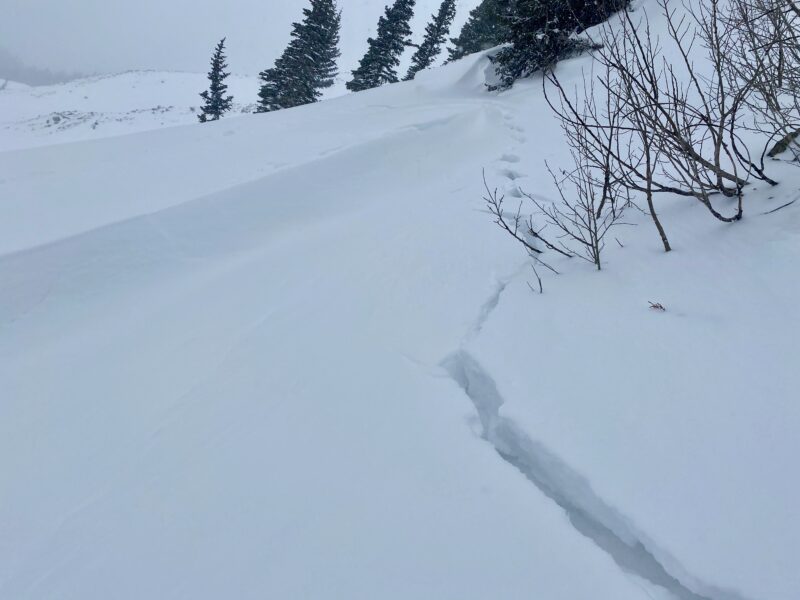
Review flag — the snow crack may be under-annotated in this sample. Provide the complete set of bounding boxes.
[464,279,508,343]
[441,349,751,600]
[463,264,528,344]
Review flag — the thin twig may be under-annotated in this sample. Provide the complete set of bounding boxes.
[761,198,797,213]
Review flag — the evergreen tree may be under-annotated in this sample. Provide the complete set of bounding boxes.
[404,0,457,80]
[198,38,234,123]
[346,0,416,92]
[309,0,342,91]
[447,0,514,63]
[257,0,341,112]
[573,0,629,31]
[490,0,626,90]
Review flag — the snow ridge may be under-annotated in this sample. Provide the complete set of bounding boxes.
[441,349,750,600]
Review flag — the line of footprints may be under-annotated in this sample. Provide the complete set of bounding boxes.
[494,112,526,199]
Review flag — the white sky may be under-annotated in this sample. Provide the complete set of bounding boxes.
[3,0,478,77]
[3,0,354,75]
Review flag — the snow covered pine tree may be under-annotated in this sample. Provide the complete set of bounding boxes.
[447,0,514,63]
[198,38,234,122]
[346,0,416,91]
[257,0,341,112]
[404,0,457,80]
[490,0,627,90]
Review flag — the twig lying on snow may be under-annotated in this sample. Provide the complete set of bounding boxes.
[761,199,797,214]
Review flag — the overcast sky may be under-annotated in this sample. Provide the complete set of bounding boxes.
[2,0,479,84]
[2,0,356,76]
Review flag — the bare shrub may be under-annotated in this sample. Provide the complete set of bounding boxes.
[485,80,631,271]
[544,0,783,249]
[724,0,800,160]
[487,0,789,270]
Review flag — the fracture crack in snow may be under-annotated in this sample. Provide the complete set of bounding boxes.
[463,264,528,344]
[441,350,750,600]
[464,279,509,343]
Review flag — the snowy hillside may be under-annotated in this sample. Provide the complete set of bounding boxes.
[2,3,799,600]
[1,0,481,151]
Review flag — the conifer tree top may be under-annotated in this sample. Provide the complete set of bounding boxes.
[346,0,416,92]
[257,0,341,112]
[405,0,457,80]
[198,37,233,122]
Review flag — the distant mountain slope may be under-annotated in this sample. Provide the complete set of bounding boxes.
[0,1,483,152]
[0,71,261,151]
[0,45,85,86]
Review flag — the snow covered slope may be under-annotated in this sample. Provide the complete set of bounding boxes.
[0,55,656,600]
[1,6,799,600]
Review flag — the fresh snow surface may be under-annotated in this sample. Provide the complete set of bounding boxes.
[1,4,799,600]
